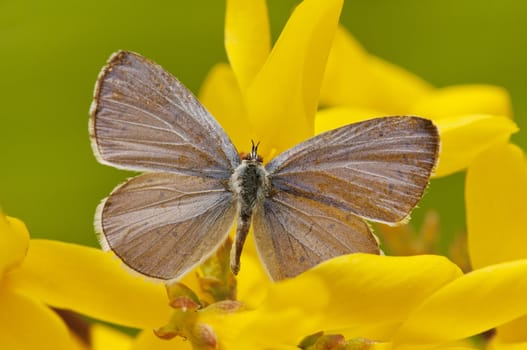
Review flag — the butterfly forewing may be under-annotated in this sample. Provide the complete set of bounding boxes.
[252,190,379,280]
[97,173,237,280]
[265,116,439,224]
[90,50,239,179]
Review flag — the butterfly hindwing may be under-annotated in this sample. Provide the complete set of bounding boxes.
[97,172,236,280]
[252,190,379,280]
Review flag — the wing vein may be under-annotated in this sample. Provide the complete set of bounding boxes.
[101,98,188,141]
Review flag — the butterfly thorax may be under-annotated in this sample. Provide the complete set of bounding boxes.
[230,158,269,217]
[229,144,270,275]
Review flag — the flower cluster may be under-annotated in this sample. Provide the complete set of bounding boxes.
[1,0,526,349]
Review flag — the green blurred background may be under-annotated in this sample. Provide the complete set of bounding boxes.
[1,0,526,250]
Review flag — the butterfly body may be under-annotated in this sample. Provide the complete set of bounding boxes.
[91,51,439,281]
[229,143,270,274]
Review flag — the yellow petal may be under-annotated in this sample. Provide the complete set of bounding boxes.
[8,240,171,329]
[411,85,513,119]
[491,318,527,350]
[320,26,432,113]
[314,106,385,134]
[489,337,527,350]
[0,288,72,350]
[466,143,527,269]
[224,0,270,92]
[198,63,248,151]
[496,314,527,343]
[394,259,527,345]
[131,329,190,350]
[394,340,478,350]
[245,0,343,157]
[0,213,29,275]
[366,343,393,350]
[433,114,518,177]
[233,305,324,348]
[366,55,433,114]
[196,303,255,349]
[431,348,478,350]
[403,347,477,350]
[235,236,271,308]
[275,254,461,330]
[319,26,371,107]
[231,254,461,348]
[92,324,133,350]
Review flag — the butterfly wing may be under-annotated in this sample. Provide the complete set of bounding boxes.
[252,191,379,280]
[90,50,239,178]
[252,116,439,280]
[265,116,440,224]
[97,172,236,280]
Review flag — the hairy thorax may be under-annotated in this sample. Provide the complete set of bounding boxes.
[230,160,270,219]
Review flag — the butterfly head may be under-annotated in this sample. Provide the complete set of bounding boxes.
[241,140,263,163]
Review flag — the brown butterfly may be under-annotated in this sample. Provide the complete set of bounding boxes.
[90,51,439,281]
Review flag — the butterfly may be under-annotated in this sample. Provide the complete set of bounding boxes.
[90,51,440,281]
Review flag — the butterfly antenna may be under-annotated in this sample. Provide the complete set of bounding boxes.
[250,140,260,160]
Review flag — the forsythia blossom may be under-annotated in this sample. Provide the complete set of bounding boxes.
[1,0,525,349]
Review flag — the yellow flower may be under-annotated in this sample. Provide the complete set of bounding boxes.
[192,0,527,349]
[203,4,518,177]
[465,143,527,349]
[224,254,465,349]
[127,0,525,347]
[202,0,343,160]
[466,143,527,269]
[392,259,527,348]
[128,252,527,350]
[0,210,171,349]
[129,253,465,350]
[0,212,73,349]
[128,255,527,349]
[67,316,133,350]
[90,324,132,350]
[5,0,523,349]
